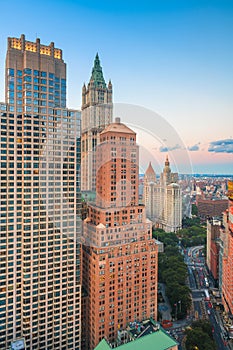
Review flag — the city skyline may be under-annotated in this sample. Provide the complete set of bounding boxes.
[0,0,232,174]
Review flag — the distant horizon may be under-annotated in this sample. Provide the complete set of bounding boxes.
[139,173,233,177]
[0,1,232,174]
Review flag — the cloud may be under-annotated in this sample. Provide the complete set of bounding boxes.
[208,139,233,153]
[159,144,181,152]
[188,143,200,151]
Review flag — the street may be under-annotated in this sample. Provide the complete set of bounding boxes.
[159,245,231,349]
[185,246,229,350]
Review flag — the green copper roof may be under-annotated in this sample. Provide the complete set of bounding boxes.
[94,339,111,350]
[94,329,178,350]
[90,53,106,88]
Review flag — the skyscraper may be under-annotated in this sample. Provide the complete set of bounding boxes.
[82,118,158,350]
[81,54,113,193]
[220,181,233,315]
[144,157,182,232]
[143,162,157,220]
[0,35,81,349]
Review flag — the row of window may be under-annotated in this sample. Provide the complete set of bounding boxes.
[8,68,66,84]
[9,76,64,87]
[8,82,64,92]
[1,109,77,119]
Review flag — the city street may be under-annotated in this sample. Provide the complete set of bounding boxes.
[208,305,228,349]
[185,246,230,350]
[158,245,232,349]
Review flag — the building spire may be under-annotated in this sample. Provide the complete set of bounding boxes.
[165,155,170,167]
[90,53,106,88]
[145,161,156,183]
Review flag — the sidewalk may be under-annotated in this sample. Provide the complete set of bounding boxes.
[158,283,172,321]
[216,310,233,350]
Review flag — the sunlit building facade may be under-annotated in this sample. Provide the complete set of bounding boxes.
[221,181,233,315]
[0,35,81,350]
[82,118,158,350]
[206,217,221,283]
[81,54,113,192]
[144,157,182,232]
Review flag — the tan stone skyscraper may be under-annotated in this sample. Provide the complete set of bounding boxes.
[82,118,158,350]
[0,35,81,350]
[81,54,113,193]
[144,157,182,232]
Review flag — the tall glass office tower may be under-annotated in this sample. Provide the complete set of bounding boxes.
[0,34,81,350]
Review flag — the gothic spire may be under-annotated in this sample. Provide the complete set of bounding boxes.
[90,53,106,88]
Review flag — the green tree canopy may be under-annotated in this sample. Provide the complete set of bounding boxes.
[185,320,217,350]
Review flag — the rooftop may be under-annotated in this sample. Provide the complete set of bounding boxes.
[101,118,136,136]
[90,53,106,88]
[94,319,178,350]
[145,162,156,176]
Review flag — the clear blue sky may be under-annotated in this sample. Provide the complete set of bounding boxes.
[0,0,232,173]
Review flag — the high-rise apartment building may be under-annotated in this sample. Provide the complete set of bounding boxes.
[82,118,158,350]
[144,157,182,232]
[81,54,113,193]
[0,34,81,349]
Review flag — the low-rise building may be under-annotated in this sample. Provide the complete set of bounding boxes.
[196,197,228,219]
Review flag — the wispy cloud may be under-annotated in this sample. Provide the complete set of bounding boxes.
[188,143,200,151]
[208,139,233,153]
[159,144,181,152]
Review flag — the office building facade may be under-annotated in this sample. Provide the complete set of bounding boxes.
[0,35,81,349]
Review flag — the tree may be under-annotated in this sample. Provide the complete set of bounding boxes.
[164,246,180,256]
[157,227,193,319]
[185,320,217,350]
[192,320,213,338]
[191,204,198,216]
[185,328,214,350]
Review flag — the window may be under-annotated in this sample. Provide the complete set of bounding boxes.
[24,68,32,75]
[8,68,14,76]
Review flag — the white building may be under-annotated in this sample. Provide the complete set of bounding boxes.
[144,157,182,232]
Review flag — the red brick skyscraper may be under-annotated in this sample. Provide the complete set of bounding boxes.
[82,118,158,349]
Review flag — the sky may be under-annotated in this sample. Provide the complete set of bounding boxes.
[0,0,232,174]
